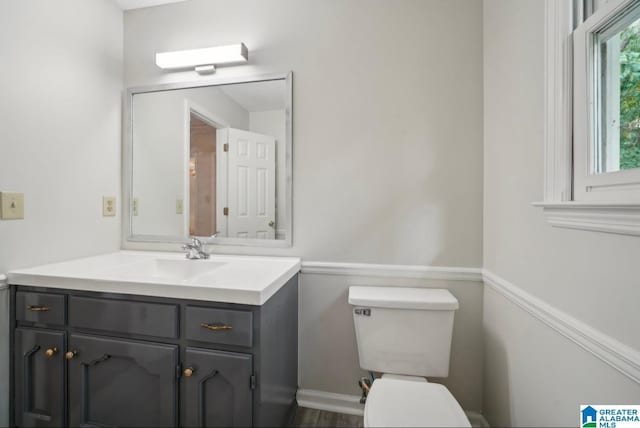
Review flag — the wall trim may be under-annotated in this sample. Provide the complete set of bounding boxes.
[543,0,574,202]
[533,202,640,236]
[296,389,364,416]
[301,261,482,282]
[0,274,7,290]
[483,269,640,384]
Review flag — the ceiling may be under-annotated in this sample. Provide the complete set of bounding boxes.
[113,0,188,11]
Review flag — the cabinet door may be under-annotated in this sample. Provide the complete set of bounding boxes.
[68,334,178,427]
[181,348,253,427]
[14,328,65,428]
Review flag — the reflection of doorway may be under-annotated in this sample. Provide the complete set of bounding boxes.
[189,113,217,237]
[218,128,277,239]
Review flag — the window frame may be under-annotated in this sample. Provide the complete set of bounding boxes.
[573,0,640,202]
[536,0,640,236]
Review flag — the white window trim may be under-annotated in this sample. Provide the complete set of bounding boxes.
[536,0,640,236]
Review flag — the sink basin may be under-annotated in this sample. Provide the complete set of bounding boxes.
[108,258,225,281]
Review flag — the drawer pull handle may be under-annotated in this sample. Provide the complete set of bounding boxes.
[27,305,49,312]
[65,351,77,360]
[200,323,233,331]
[184,367,195,377]
[45,348,58,358]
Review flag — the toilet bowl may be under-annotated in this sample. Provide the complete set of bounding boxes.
[349,286,470,428]
[363,375,470,427]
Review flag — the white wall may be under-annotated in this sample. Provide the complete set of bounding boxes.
[483,1,640,426]
[123,0,484,266]
[124,0,484,409]
[0,0,123,425]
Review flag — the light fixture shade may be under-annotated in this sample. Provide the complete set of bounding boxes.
[155,43,248,70]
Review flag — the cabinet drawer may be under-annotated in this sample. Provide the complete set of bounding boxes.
[185,306,253,347]
[69,296,179,339]
[16,291,66,326]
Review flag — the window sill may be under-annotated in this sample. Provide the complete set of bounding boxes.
[532,202,640,236]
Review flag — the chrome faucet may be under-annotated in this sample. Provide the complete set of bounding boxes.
[182,237,209,260]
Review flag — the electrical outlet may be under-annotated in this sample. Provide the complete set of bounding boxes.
[132,198,139,216]
[0,192,24,220]
[176,199,184,215]
[103,196,116,217]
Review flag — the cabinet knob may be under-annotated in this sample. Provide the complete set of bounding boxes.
[65,351,77,360]
[184,367,195,377]
[45,348,58,358]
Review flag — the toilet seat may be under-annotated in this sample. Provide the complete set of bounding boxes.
[364,377,471,427]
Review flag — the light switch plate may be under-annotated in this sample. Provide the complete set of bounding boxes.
[176,199,183,214]
[103,196,116,217]
[0,192,25,220]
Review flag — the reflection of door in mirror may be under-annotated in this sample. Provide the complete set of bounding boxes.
[217,128,276,239]
[189,114,217,237]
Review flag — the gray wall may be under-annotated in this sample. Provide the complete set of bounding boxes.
[123,0,484,267]
[0,0,123,425]
[300,272,484,411]
[483,1,640,426]
[123,0,485,410]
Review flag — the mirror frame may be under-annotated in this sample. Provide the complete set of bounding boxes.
[122,72,293,248]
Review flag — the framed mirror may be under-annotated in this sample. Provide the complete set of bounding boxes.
[123,72,292,247]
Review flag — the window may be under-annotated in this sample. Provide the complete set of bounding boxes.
[537,0,640,236]
[574,0,640,202]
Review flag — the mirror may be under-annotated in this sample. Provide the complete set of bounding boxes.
[124,73,292,247]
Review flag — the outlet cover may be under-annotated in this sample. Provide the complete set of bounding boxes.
[0,192,24,220]
[103,196,116,217]
[132,198,139,216]
[176,199,183,214]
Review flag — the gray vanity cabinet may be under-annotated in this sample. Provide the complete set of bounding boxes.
[13,328,65,428]
[67,334,179,428]
[10,274,299,428]
[181,348,253,427]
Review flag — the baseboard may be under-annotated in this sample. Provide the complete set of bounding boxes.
[483,269,640,385]
[296,389,489,426]
[301,261,482,282]
[296,389,364,416]
[466,411,490,428]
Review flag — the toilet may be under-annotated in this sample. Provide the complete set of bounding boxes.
[349,286,471,428]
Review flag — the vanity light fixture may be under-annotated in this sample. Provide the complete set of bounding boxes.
[155,43,248,74]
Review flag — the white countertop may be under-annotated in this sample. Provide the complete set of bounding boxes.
[7,251,301,305]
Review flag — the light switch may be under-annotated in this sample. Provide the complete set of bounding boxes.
[0,192,25,220]
[176,199,184,215]
[132,198,139,216]
[103,196,116,217]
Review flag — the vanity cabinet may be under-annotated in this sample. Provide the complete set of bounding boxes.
[10,275,298,428]
[67,334,179,427]
[181,348,253,427]
[14,328,65,428]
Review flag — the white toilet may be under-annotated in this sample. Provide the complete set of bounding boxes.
[349,286,471,428]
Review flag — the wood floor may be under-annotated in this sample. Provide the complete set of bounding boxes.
[291,407,364,428]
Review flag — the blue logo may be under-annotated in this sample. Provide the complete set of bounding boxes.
[582,406,597,428]
[581,405,640,428]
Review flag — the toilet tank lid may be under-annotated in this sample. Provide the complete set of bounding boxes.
[348,286,459,310]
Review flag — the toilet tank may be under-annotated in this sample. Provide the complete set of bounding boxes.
[348,286,459,378]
